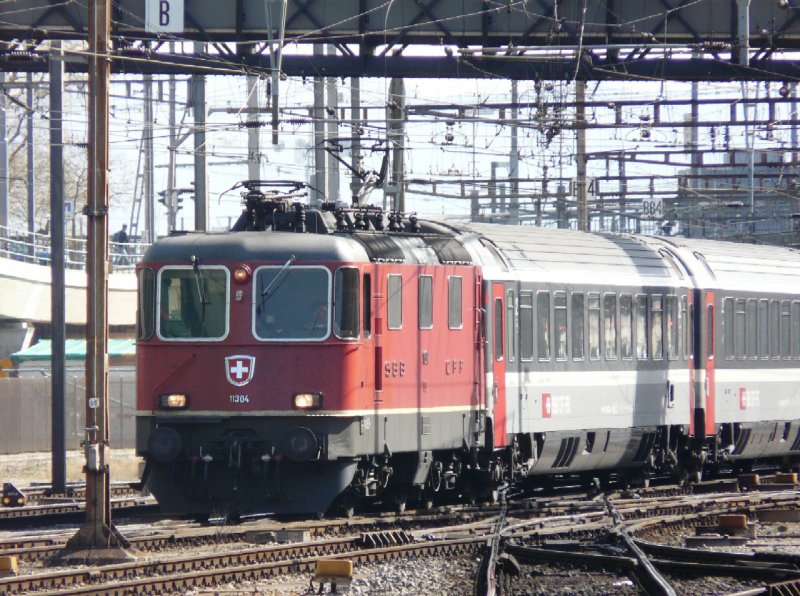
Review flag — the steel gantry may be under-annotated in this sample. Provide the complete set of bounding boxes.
[0,0,799,80]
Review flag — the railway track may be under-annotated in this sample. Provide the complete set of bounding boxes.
[3,478,799,594]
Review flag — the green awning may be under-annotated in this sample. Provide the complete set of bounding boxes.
[10,338,136,365]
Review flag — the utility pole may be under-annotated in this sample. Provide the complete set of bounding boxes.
[246,70,260,181]
[192,42,207,232]
[57,0,132,563]
[349,77,362,205]
[49,42,66,495]
[509,80,519,225]
[166,66,178,231]
[26,73,35,241]
[325,46,339,203]
[575,80,589,231]
[0,72,7,228]
[312,43,326,204]
[143,74,155,243]
[387,77,405,212]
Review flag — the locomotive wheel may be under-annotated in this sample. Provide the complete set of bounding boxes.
[393,488,408,514]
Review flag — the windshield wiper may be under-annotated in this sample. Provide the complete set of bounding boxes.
[260,255,296,305]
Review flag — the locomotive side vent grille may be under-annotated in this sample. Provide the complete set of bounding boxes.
[733,427,752,455]
[791,427,800,452]
[421,416,431,436]
[552,437,580,468]
[633,432,657,462]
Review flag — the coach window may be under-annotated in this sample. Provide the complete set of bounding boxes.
[448,276,463,329]
[707,305,715,360]
[160,266,228,340]
[388,274,403,329]
[255,266,328,341]
[781,301,791,358]
[636,294,648,359]
[758,299,769,358]
[793,301,800,358]
[494,298,504,361]
[588,293,601,360]
[363,273,372,339]
[137,268,155,340]
[620,294,633,360]
[735,298,746,358]
[723,297,734,359]
[770,300,780,359]
[571,293,585,360]
[334,268,360,339]
[519,292,534,361]
[666,295,679,360]
[506,291,516,363]
[680,296,688,359]
[537,292,551,361]
[651,295,663,360]
[554,292,568,360]
[747,299,757,359]
[418,275,433,329]
[603,294,617,359]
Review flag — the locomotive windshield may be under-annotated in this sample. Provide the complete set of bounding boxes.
[158,267,229,340]
[255,266,330,340]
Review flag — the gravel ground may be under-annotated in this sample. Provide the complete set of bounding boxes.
[0,449,142,485]
[498,562,641,595]
[191,554,481,595]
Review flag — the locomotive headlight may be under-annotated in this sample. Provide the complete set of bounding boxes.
[293,392,323,410]
[233,265,251,284]
[159,393,189,409]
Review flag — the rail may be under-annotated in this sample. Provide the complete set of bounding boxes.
[0,223,149,273]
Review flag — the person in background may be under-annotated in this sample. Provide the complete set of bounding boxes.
[111,224,129,265]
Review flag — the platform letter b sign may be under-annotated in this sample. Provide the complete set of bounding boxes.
[146,0,184,33]
[160,1,170,26]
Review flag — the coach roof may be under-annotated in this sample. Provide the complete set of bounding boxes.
[459,222,683,285]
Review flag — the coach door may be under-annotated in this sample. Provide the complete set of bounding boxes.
[491,283,507,448]
[703,291,716,437]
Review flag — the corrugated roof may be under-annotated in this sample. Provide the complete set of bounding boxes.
[10,338,136,364]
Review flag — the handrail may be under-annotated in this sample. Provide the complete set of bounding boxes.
[0,224,149,273]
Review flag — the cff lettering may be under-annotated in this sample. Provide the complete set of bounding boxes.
[160,0,170,26]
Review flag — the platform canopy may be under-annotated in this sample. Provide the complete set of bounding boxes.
[9,339,136,365]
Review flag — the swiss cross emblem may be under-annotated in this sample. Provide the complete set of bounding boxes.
[542,393,552,418]
[225,355,256,387]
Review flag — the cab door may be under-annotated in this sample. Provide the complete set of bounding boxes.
[490,283,507,448]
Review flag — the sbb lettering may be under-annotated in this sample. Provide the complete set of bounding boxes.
[445,359,464,375]
[384,361,406,377]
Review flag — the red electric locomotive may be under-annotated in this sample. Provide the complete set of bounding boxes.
[136,181,800,518]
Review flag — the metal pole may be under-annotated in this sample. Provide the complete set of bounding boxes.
[246,71,260,180]
[27,73,35,240]
[167,65,177,231]
[143,74,155,243]
[326,46,339,202]
[349,76,361,205]
[388,77,405,212]
[49,42,66,494]
[192,42,207,232]
[509,80,519,225]
[0,72,8,229]
[576,81,588,231]
[312,44,326,204]
[60,0,131,561]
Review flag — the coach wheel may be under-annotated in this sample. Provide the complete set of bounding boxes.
[422,486,435,510]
